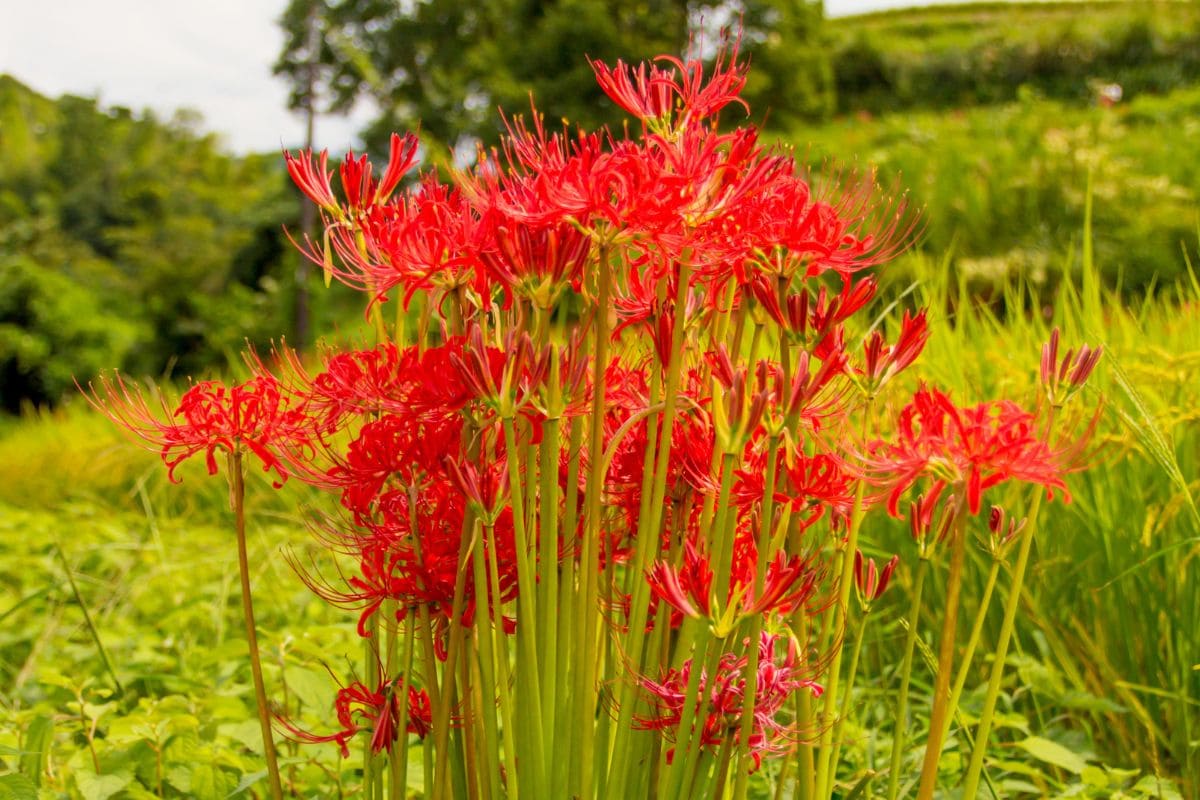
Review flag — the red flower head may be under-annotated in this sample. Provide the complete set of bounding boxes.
[634,632,823,770]
[867,387,1068,516]
[860,309,930,391]
[86,374,304,485]
[591,40,749,131]
[279,675,432,757]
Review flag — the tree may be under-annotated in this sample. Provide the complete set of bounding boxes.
[274,0,834,160]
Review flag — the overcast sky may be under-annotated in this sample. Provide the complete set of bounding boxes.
[1,0,962,155]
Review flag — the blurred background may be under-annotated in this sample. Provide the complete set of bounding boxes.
[0,0,1195,409]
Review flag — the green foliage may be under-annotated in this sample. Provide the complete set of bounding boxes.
[0,257,143,412]
[0,76,302,408]
[274,0,833,154]
[830,1,1200,114]
[0,502,358,797]
[793,84,1200,294]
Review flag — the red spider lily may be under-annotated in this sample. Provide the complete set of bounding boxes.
[285,133,419,218]
[477,218,591,310]
[321,413,463,523]
[907,491,957,555]
[591,42,749,129]
[284,148,338,213]
[306,177,490,311]
[646,536,825,626]
[278,676,432,757]
[86,374,304,484]
[634,632,822,770]
[867,386,1068,516]
[853,550,900,605]
[753,348,850,435]
[295,477,518,644]
[860,309,930,391]
[733,437,856,525]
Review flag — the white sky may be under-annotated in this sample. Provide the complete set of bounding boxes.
[0,0,962,155]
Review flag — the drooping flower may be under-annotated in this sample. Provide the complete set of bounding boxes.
[278,676,432,757]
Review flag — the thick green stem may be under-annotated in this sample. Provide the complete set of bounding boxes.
[886,558,929,800]
[228,451,284,800]
[573,240,614,799]
[501,415,548,796]
[960,491,1044,798]
[829,606,871,781]
[607,260,692,798]
[814,403,874,799]
[916,504,969,800]
[731,435,782,800]
[470,521,504,800]
[538,414,562,765]
[392,619,415,800]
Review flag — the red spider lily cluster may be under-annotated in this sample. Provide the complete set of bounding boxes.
[89,37,1100,799]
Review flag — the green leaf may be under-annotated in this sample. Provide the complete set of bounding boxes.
[1081,766,1109,788]
[284,666,333,713]
[75,769,133,800]
[225,769,267,798]
[0,773,38,800]
[190,764,236,800]
[1016,736,1089,775]
[18,716,52,787]
[217,720,264,755]
[1131,775,1182,800]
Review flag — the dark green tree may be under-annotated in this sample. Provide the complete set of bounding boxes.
[274,0,832,157]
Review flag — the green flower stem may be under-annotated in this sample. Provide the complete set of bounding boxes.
[813,402,874,800]
[392,619,416,800]
[484,520,520,796]
[368,613,383,799]
[572,239,613,799]
[939,555,1001,749]
[731,434,782,800]
[552,415,584,798]
[470,521,504,800]
[662,630,720,800]
[960,490,1044,798]
[383,598,402,800]
[538,411,562,765]
[501,416,548,797]
[708,736,736,800]
[709,452,741,594]
[228,451,284,800]
[607,261,692,798]
[791,605,817,800]
[406,491,440,796]
[829,604,872,782]
[916,503,969,800]
[432,521,480,800]
[886,558,929,800]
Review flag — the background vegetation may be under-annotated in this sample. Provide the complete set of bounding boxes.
[1,0,1197,796]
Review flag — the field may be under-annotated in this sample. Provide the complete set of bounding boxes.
[2,2,1199,798]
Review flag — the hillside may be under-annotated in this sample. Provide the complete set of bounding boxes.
[0,76,304,411]
[828,1,1200,113]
